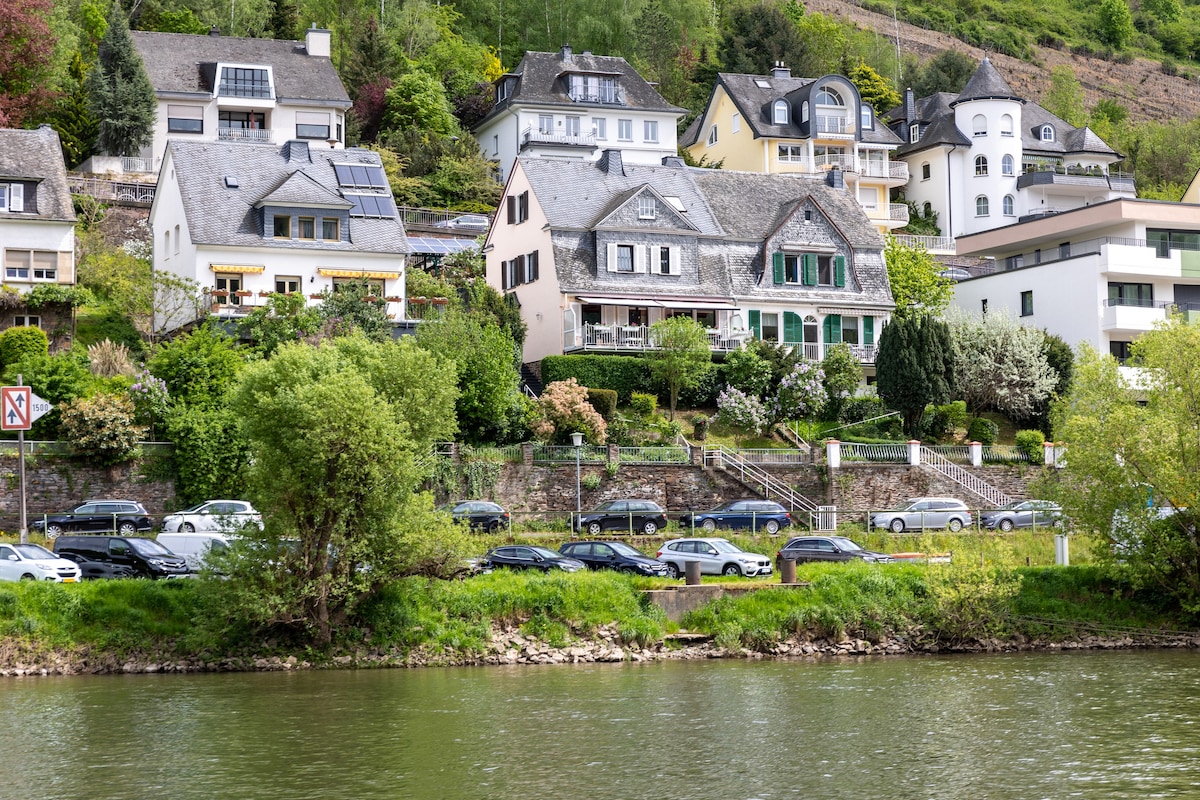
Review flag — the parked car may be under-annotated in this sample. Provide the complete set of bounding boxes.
[442,500,510,532]
[156,532,236,571]
[481,546,585,573]
[53,535,191,579]
[655,537,773,578]
[577,500,668,535]
[55,551,137,580]
[559,541,670,576]
[434,213,489,232]
[30,500,153,539]
[161,500,262,533]
[777,535,894,564]
[939,267,972,281]
[871,498,973,532]
[0,543,82,583]
[979,500,1062,531]
[681,500,792,534]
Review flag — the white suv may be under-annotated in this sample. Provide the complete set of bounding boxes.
[0,543,82,583]
[872,497,973,532]
[655,537,773,578]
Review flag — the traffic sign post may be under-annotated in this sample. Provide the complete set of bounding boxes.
[2,379,53,543]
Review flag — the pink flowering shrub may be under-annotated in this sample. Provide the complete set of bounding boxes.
[533,378,607,444]
[772,360,826,422]
[716,386,770,436]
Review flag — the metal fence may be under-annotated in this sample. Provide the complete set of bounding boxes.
[733,448,812,465]
[841,443,908,462]
[615,446,690,464]
[530,444,608,463]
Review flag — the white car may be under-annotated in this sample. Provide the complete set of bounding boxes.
[161,500,262,533]
[654,537,774,578]
[0,543,82,583]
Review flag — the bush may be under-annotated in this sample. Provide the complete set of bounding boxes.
[924,400,968,440]
[539,355,651,402]
[0,325,49,369]
[967,417,999,445]
[722,348,772,399]
[58,393,146,466]
[532,379,607,444]
[715,386,770,436]
[672,362,724,408]
[581,473,601,491]
[586,388,617,420]
[629,392,657,419]
[1015,429,1046,462]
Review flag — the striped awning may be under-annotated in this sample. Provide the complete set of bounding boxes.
[317,268,400,279]
[209,264,265,273]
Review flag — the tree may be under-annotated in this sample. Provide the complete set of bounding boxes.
[821,342,863,421]
[772,360,826,422]
[645,317,712,420]
[945,310,1057,420]
[718,1,805,75]
[147,324,246,410]
[88,3,156,157]
[532,378,607,444]
[266,0,300,39]
[2,350,94,439]
[1043,66,1087,128]
[884,236,953,318]
[910,51,976,97]
[318,280,391,342]
[58,394,145,466]
[875,314,955,437]
[849,62,900,115]
[383,71,459,138]
[0,0,56,127]
[1097,0,1135,48]
[1020,331,1074,435]
[239,292,323,357]
[47,52,99,170]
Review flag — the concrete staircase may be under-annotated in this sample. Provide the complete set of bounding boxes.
[919,446,1011,507]
[703,445,826,528]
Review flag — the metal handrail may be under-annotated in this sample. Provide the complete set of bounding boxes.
[919,445,1011,507]
[702,445,819,525]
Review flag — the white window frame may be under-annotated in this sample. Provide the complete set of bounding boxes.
[972,114,987,136]
[214,63,275,99]
[651,245,680,275]
[778,145,805,163]
[618,119,633,141]
[538,114,553,135]
[707,124,718,146]
[731,113,741,134]
[1041,125,1055,142]
[1000,114,1014,136]
[13,315,41,328]
[565,115,581,136]
[593,118,607,140]
[975,195,989,216]
[773,100,788,125]
[638,197,656,219]
[975,155,988,176]
[1003,194,1015,216]
[909,124,919,144]
[1002,154,1015,176]
[643,119,658,143]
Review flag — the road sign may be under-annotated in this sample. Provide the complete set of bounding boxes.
[29,394,52,424]
[1,386,31,431]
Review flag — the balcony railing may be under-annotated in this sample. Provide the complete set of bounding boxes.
[792,342,878,363]
[67,174,156,205]
[888,203,910,223]
[567,87,625,105]
[120,157,154,174]
[572,322,746,352]
[521,127,597,149]
[813,115,854,135]
[860,160,909,180]
[218,128,273,143]
[891,235,955,253]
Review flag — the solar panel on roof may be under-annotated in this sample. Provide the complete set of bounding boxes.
[335,164,388,189]
[406,237,480,255]
[346,193,397,218]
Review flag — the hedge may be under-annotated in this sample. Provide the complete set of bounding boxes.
[540,355,652,402]
[586,388,618,420]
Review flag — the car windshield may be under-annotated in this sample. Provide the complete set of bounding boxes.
[530,546,561,559]
[998,500,1026,510]
[608,542,643,556]
[129,538,172,556]
[711,540,742,554]
[13,544,54,559]
[831,537,864,552]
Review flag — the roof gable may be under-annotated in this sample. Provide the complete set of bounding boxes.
[0,126,74,222]
[255,170,352,209]
[592,185,699,232]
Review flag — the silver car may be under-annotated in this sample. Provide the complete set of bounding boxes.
[872,497,973,533]
[980,500,1062,531]
[161,500,263,533]
[654,537,773,578]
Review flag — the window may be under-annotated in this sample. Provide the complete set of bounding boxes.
[1005,254,1024,270]
[599,77,619,104]
[974,155,988,176]
[972,114,987,136]
[860,104,873,130]
[507,191,529,224]
[298,217,315,239]
[643,120,658,143]
[296,111,331,139]
[732,113,741,133]
[921,162,931,180]
[163,230,170,259]
[909,124,919,144]
[273,215,291,238]
[1108,282,1154,307]
[568,74,597,102]
[1002,154,1015,176]
[815,87,843,106]
[981,299,988,316]
[638,197,656,219]
[1110,340,1133,364]
[538,114,553,135]
[219,111,265,135]
[1041,125,1055,142]
[841,316,859,346]
[5,250,56,282]
[0,183,25,212]
[778,145,805,163]
[167,105,203,133]
[593,118,607,140]
[615,244,634,272]
[496,78,511,102]
[923,202,932,218]
[215,273,242,306]
[174,225,180,254]
[1020,290,1033,316]
[618,119,633,141]
[774,252,844,286]
[322,218,339,240]
[707,124,718,146]
[275,276,300,294]
[565,116,580,136]
[657,247,671,274]
[333,278,384,296]
[13,315,40,328]
[761,313,779,342]
[1000,114,1013,136]
[773,100,789,124]
[975,195,989,216]
[1147,229,1200,258]
[218,66,271,98]
[1003,195,1015,216]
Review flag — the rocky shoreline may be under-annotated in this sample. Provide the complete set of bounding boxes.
[3,624,1198,677]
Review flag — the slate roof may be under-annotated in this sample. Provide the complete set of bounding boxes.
[950,57,1021,105]
[475,47,684,130]
[130,31,350,106]
[166,140,408,254]
[0,126,74,222]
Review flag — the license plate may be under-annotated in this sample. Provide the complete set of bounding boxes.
[62,577,77,583]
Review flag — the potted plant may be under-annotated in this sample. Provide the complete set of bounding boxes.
[409,295,428,305]
[233,290,252,297]
[431,297,449,306]
[385,295,403,302]
[309,292,324,299]
[211,289,229,298]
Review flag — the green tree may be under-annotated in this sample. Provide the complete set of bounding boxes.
[238,291,323,357]
[1097,0,1135,48]
[318,280,391,342]
[645,317,712,420]
[910,51,976,96]
[1144,0,1183,22]
[47,52,98,169]
[718,0,804,75]
[147,324,246,410]
[875,314,955,437]
[266,0,300,38]
[58,393,145,466]
[0,0,56,127]
[723,347,773,399]
[848,62,900,115]
[1043,66,1087,128]
[945,311,1057,419]
[88,3,156,157]
[2,350,94,439]
[820,342,864,421]
[383,71,459,138]
[0,326,49,370]
[884,236,953,318]
[163,405,250,504]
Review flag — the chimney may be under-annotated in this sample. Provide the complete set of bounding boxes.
[560,44,573,62]
[305,24,332,58]
[826,166,844,189]
[904,88,914,124]
[661,156,686,168]
[209,25,220,36]
[600,149,624,176]
[771,61,791,80]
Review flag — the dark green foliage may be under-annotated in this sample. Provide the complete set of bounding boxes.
[238,292,322,358]
[47,52,99,170]
[875,314,955,438]
[923,400,968,440]
[722,347,772,399]
[540,355,653,403]
[586,388,618,420]
[670,362,725,408]
[748,339,803,386]
[1019,330,1074,436]
[1,350,93,439]
[0,325,49,369]
[76,306,143,356]
[967,416,999,445]
[164,406,250,505]
[266,0,300,39]
[88,4,156,157]
[464,281,526,355]
[820,343,863,422]
[909,50,977,96]
[718,1,805,75]
[147,325,245,410]
[1015,429,1046,462]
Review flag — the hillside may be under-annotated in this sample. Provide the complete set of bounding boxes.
[807,0,1200,122]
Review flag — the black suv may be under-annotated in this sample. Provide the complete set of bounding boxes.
[576,500,668,535]
[776,536,894,564]
[559,540,670,576]
[53,535,191,579]
[31,500,153,538]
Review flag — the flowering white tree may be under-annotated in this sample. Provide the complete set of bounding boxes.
[716,386,770,436]
[946,309,1057,419]
[771,360,826,422]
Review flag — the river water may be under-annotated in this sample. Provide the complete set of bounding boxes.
[2,651,1198,800]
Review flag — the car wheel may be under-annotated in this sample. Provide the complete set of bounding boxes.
[20,574,35,581]
[642,521,658,535]
[999,518,1014,532]
[180,522,195,533]
[889,518,905,534]
[947,518,964,532]
[722,563,743,577]
[665,562,681,579]
[45,523,62,539]
[118,521,137,535]
[701,519,717,532]
[586,521,603,536]
[765,520,781,534]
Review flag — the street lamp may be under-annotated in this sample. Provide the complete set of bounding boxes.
[570,432,584,531]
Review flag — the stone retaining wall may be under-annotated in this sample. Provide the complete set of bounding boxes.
[0,456,175,531]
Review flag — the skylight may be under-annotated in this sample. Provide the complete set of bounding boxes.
[346,193,397,218]
[334,164,388,190]
[664,196,686,212]
[754,79,771,89]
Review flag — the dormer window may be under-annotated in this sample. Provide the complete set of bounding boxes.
[0,183,25,213]
[909,124,919,143]
[568,74,622,104]
[773,100,789,125]
[816,87,843,107]
[1041,124,1055,142]
[496,77,513,102]
[860,104,873,130]
[218,66,272,98]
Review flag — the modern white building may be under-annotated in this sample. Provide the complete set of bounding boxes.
[473,45,685,183]
[885,58,1133,240]
[949,198,1200,362]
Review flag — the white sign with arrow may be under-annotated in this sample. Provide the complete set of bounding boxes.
[1,386,53,431]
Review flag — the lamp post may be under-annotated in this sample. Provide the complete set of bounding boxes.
[570,432,584,531]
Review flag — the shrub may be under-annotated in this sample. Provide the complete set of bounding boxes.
[967,417,999,445]
[58,393,146,466]
[539,355,651,402]
[581,473,601,491]
[0,325,49,369]
[586,387,617,420]
[87,339,136,378]
[1015,429,1046,462]
[532,378,607,444]
[691,413,709,440]
[672,362,724,408]
[924,400,969,440]
[629,392,658,419]
[722,347,772,398]
[771,360,826,422]
[715,386,770,435]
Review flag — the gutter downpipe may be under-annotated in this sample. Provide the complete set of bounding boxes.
[946,143,957,239]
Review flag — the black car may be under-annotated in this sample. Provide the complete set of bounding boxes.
[31,500,154,538]
[56,551,137,580]
[681,500,793,534]
[559,541,670,576]
[53,535,191,579]
[482,546,585,573]
[776,535,894,564]
[442,500,510,532]
[576,500,668,536]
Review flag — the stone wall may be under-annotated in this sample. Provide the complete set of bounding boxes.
[0,456,176,531]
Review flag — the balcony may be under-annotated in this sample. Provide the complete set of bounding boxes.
[859,160,908,182]
[1016,165,1135,195]
[567,87,625,105]
[1102,298,1170,332]
[891,235,955,254]
[218,128,273,143]
[791,342,878,363]
[569,322,746,353]
[813,115,855,136]
[889,203,910,223]
[521,127,597,151]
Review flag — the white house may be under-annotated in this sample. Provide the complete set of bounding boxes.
[0,126,77,344]
[949,198,1200,362]
[150,139,410,333]
[473,45,686,183]
[885,58,1133,240]
[84,27,350,178]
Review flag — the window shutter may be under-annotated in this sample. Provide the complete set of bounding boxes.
[9,184,23,212]
[802,254,817,286]
[506,196,516,224]
[772,251,784,284]
[634,245,646,273]
[834,255,846,287]
[783,311,801,343]
[824,314,842,344]
[748,310,761,339]
[516,254,526,284]
[606,243,618,272]
[863,316,874,345]
[528,250,539,281]
[501,260,509,290]
[668,246,680,275]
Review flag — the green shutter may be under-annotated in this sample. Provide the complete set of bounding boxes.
[824,314,842,344]
[863,316,874,346]
[772,251,784,284]
[783,311,801,344]
[749,310,761,339]
[834,255,846,287]
[802,254,817,286]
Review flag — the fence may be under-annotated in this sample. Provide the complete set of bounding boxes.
[838,442,1032,464]
[615,447,690,464]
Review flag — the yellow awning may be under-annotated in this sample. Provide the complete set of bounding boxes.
[317,268,400,279]
[210,264,266,274]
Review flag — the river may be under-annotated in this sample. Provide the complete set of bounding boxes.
[1,651,1198,799]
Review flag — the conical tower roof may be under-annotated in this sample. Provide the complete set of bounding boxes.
[950,57,1024,106]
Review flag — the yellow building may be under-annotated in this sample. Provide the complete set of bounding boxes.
[681,65,908,234]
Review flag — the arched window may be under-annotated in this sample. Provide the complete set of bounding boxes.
[860,104,873,129]
[923,201,933,218]
[1002,154,1015,176]
[972,114,987,136]
[801,101,809,122]
[975,195,989,216]
[815,87,843,106]
[1000,114,1014,136]
[163,230,170,259]
[974,155,988,176]
[773,99,789,125]
[1003,195,1015,216]
[1041,124,1055,142]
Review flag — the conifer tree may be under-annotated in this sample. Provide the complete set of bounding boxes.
[875,314,955,437]
[49,53,99,169]
[88,3,156,158]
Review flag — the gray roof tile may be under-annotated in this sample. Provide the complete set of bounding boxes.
[951,57,1021,105]
[0,126,74,222]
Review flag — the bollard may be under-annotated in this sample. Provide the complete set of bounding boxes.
[780,557,796,585]
[685,560,702,585]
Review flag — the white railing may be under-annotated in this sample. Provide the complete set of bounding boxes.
[732,448,811,465]
[891,235,955,253]
[860,160,909,180]
[889,203,910,223]
[522,127,597,148]
[926,445,971,463]
[841,443,908,462]
[616,447,690,464]
[919,446,1011,507]
[813,115,854,135]
[703,445,821,526]
[576,323,746,353]
[121,157,154,173]
[786,342,878,364]
[218,128,273,142]
[67,175,156,204]
[814,153,855,171]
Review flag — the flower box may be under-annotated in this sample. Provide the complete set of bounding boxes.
[431,297,449,306]
[233,290,253,297]
[385,296,403,302]
[362,295,379,302]
[309,293,324,300]
[211,290,229,298]
[409,296,428,305]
